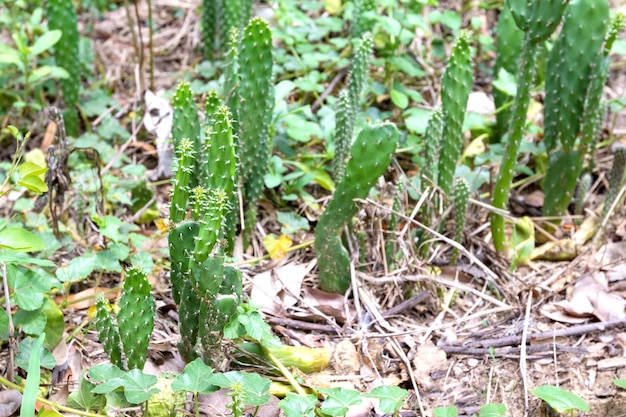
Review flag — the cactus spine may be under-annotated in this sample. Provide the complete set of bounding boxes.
[315,123,398,294]
[95,267,155,370]
[46,0,80,136]
[542,0,609,217]
[451,178,469,265]
[436,32,473,196]
[491,0,568,253]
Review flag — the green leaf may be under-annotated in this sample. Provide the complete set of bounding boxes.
[67,370,106,412]
[0,228,44,252]
[21,333,45,417]
[531,385,589,413]
[29,29,62,57]
[0,42,22,65]
[171,358,217,394]
[479,403,507,417]
[390,89,409,109]
[0,309,9,341]
[210,371,271,406]
[88,363,126,383]
[11,269,49,311]
[42,299,64,348]
[403,108,431,135]
[0,250,54,266]
[18,175,48,194]
[122,369,159,404]
[318,387,361,416]
[278,393,318,417]
[433,406,458,417]
[17,335,56,371]
[56,254,98,282]
[363,386,408,414]
[13,308,46,336]
[18,161,47,177]
[614,378,626,389]
[277,211,310,235]
[492,68,517,97]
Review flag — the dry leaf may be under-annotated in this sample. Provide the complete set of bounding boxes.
[556,273,626,322]
[62,287,120,310]
[595,242,626,282]
[0,390,22,417]
[300,287,354,324]
[250,264,308,315]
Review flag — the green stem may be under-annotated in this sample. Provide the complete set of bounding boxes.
[0,375,102,417]
[491,35,537,252]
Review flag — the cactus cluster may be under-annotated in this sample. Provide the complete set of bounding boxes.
[95,267,155,370]
[316,123,398,294]
[490,0,569,252]
[333,33,373,182]
[542,0,610,217]
[46,0,80,136]
[168,101,240,362]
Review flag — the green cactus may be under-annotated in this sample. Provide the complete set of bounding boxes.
[224,28,241,134]
[170,138,194,224]
[315,123,398,294]
[172,81,202,185]
[204,90,221,120]
[451,178,469,265]
[350,0,376,39]
[348,33,373,116]
[437,32,473,196]
[542,0,609,217]
[491,0,568,253]
[46,0,80,137]
[602,145,626,220]
[333,90,353,182]
[95,293,123,369]
[574,173,592,216]
[493,6,524,139]
[169,220,198,306]
[422,108,444,187]
[238,17,274,234]
[116,266,155,370]
[202,0,220,59]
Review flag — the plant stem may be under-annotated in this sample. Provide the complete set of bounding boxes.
[491,35,537,252]
[0,375,102,417]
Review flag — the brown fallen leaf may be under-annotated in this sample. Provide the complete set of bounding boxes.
[556,272,626,322]
[60,287,120,310]
[299,287,355,324]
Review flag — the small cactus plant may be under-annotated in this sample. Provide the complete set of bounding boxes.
[491,0,569,253]
[315,123,398,294]
[95,266,155,370]
[46,0,80,136]
[451,178,469,265]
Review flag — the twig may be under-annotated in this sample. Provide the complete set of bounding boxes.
[520,291,532,417]
[439,344,588,356]
[311,69,348,113]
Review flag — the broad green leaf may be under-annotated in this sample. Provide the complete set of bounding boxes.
[87,363,126,383]
[278,393,318,417]
[42,299,64,348]
[21,334,45,417]
[0,228,44,252]
[18,175,48,194]
[56,254,98,282]
[277,211,310,235]
[13,308,46,336]
[0,250,54,266]
[11,269,49,311]
[209,372,271,406]
[0,309,9,341]
[390,89,409,109]
[364,386,408,414]
[0,43,22,65]
[18,161,47,177]
[403,108,431,135]
[17,335,56,371]
[29,29,62,57]
[67,370,105,412]
[479,403,507,417]
[171,358,217,394]
[614,378,626,389]
[433,406,458,417]
[122,370,159,404]
[318,387,361,416]
[531,385,589,413]
[492,68,517,97]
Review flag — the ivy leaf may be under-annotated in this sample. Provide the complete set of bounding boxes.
[67,370,105,412]
[318,387,361,416]
[278,393,318,417]
[363,386,408,414]
[172,358,217,394]
[122,370,159,404]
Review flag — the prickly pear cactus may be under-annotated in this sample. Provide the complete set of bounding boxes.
[46,0,80,136]
[238,17,274,231]
[333,90,354,182]
[493,6,524,139]
[172,81,201,184]
[451,178,469,265]
[422,109,444,187]
[95,293,123,369]
[437,32,473,196]
[602,145,626,220]
[117,267,155,370]
[170,138,194,224]
[542,0,609,216]
[315,123,398,294]
[348,33,373,116]
[491,0,568,252]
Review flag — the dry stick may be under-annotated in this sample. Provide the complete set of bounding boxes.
[358,198,501,286]
[458,318,626,348]
[101,121,144,175]
[310,69,348,113]
[439,344,587,356]
[520,291,532,417]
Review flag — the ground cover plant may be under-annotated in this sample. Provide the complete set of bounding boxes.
[1,0,626,416]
